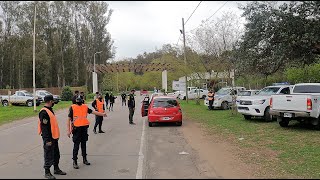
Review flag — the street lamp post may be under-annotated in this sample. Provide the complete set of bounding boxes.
[93,51,102,93]
[33,3,36,112]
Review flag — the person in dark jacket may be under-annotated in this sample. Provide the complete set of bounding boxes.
[128,89,136,125]
[38,95,67,179]
[105,92,110,110]
[109,92,117,111]
[72,90,79,104]
[121,91,127,106]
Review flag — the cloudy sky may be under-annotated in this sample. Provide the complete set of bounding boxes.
[107,1,248,60]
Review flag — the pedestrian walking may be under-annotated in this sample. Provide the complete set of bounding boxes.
[109,92,117,111]
[92,94,106,134]
[67,96,107,169]
[38,95,66,179]
[128,89,136,125]
[105,92,110,110]
[121,91,127,106]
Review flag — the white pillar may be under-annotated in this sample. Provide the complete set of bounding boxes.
[92,72,98,93]
[162,70,168,92]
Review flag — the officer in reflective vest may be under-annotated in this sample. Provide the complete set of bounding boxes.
[67,96,107,169]
[91,94,106,134]
[38,95,66,179]
[208,90,214,110]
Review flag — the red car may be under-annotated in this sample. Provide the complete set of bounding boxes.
[141,96,182,127]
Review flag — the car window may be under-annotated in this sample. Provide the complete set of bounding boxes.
[152,98,178,108]
[280,87,290,94]
[257,87,281,95]
[238,91,251,96]
[293,85,320,93]
[216,88,231,95]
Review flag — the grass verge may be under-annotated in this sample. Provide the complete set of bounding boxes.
[0,101,73,125]
[179,100,320,179]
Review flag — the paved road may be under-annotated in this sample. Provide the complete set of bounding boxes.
[0,95,211,179]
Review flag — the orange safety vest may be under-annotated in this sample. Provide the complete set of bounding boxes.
[95,99,105,113]
[71,104,90,127]
[208,92,214,101]
[38,107,60,139]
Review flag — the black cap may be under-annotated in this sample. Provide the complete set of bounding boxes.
[44,95,54,102]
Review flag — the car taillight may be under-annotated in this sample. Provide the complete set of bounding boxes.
[149,110,154,114]
[307,98,312,110]
[269,98,273,108]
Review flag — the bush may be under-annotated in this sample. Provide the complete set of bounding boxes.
[61,86,73,101]
[86,93,96,100]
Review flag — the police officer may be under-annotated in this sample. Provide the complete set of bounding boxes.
[72,90,80,104]
[128,89,136,125]
[92,94,105,134]
[121,91,127,106]
[38,95,66,179]
[208,90,214,110]
[67,96,107,169]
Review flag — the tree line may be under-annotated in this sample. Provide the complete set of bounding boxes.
[0,1,114,89]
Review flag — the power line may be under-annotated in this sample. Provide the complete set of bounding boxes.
[175,1,202,46]
[185,1,202,25]
[191,1,229,32]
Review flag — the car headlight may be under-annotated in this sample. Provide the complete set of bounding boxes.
[253,100,265,105]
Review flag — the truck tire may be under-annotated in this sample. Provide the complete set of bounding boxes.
[278,117,289,127]
[176,121,182,126]
[148,122,153,127]
[244,115,252,120]
[264,107,273,122]
[221,101,228,110]
[2,100,8,106]
[27,100,33,107]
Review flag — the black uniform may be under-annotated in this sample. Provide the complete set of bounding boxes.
[39,106,60,171]
[121,93,127,106]
[68,106,93,161]
[72,95,78,104]
[109,94,116,111]
[128,94,135,124]
[92,99,105,133]
[105,93,110,109]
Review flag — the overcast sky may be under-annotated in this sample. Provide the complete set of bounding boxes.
[107,1,248,61]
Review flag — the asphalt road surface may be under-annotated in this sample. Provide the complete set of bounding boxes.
[0,95,225,179]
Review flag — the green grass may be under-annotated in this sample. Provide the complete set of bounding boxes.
[0,101,74,125]
[179,100,320,179]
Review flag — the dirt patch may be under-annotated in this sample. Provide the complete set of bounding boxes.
[180,119,276,179]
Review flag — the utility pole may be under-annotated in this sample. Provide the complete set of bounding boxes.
[182,18,188,103]
[33,3,36,112]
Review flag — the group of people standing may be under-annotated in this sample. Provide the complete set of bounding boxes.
[38,89,136,179]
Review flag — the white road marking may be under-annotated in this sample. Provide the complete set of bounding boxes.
[136,118,146,179]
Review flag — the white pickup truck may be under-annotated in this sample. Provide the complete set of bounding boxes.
[270,83,320,129]
[178,88,208,100]
[237,85,292,121]
[1,90,41,107]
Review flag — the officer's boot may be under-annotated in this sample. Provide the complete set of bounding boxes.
[73,160,79,169]
[44,168,56,179]
[54,165,67,175]
[83,156,91,165]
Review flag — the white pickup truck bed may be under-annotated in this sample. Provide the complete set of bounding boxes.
[270,83,320,129]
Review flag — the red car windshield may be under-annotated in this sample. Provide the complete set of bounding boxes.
[152,98,178,108]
